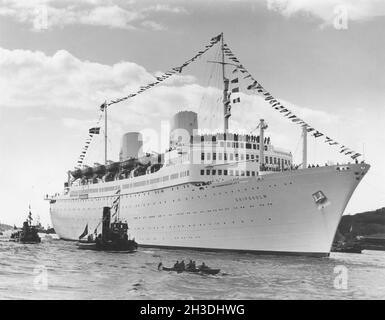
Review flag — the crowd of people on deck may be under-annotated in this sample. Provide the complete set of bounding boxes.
[193,133,269,144]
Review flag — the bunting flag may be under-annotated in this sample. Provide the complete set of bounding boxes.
[100,102,107,111]
[247,81,258,90]
[89,127,100,134]
[223,42,362,161]
[74,109,104,168]
[229,76,240,104]
[211,34,222,43]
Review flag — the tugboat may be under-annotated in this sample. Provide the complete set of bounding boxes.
[10,207,41,244]
[77,206,138,252]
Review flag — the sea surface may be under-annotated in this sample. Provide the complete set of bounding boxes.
[0,237,385,300]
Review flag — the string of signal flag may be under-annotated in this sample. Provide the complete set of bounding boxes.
[222,42,362,161]
[75,33,361,168]
[75,34,223,167]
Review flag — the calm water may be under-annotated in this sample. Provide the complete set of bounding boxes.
[1,238,385,300]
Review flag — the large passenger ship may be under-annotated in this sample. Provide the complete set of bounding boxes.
[47,34,369,256]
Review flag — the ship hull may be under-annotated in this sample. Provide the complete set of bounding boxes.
[50,164,369,256]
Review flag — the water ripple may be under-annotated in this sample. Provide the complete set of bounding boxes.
[0,240,384,299]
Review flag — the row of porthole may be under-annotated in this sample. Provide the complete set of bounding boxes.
[126,193,220,208]
[62,180,294,204]
[58,183,285,211]
[57,200,273,216]
[121,187,273,208]
[120,190,240,208]
[235,195,267,202]
[132,218,276,231]
[134,221,245,230]
[55,199,273,212]
[133,208,228,220]
[132,204,272,221]
[141,236,201,241]
[68,183,193,201]
[133,208,232,220]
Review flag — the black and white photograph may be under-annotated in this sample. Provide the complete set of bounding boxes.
[0,0,384,304]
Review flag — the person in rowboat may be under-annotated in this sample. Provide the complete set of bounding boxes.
[198,262,208,270]
[186,260,195,271]
[179,260,185,271]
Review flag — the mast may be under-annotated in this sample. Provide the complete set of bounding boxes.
[206,33,230,132]
[259,119,266,170]
[221,32,230,132]
[28,204,32,226]
[302,125,307,169]
[104,104,107,165]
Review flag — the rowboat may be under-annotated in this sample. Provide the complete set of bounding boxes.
[159,265,220,275]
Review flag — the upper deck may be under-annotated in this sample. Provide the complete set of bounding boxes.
[52,132,295,200]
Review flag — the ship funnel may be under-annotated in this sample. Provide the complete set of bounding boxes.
[169,111,198,148]
[119,132,143,161]
[102,207,111,240]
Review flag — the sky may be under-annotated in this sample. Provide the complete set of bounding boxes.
[0,0,384,227]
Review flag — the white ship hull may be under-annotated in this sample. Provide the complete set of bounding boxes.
[50,163,369,256]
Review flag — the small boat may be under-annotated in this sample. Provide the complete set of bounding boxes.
[77,206,138,252]
[77,230,138,252]
[159,263,220,275]
[331,241,362,254]
[10,208,41,244]
[78,239,137,252]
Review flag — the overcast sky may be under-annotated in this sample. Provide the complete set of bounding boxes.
[0,0,384,227]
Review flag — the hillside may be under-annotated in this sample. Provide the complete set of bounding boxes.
[0,223,13,232]
[337,207,385,238]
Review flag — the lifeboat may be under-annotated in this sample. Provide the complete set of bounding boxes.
[106,162,120,172]
[81,166,93,178]
[93,165,106,175]
[131,165,147,177]
[70,169,82,180]
[120,158,137,170]
[138,154,152,166]
[147,163,163,174]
